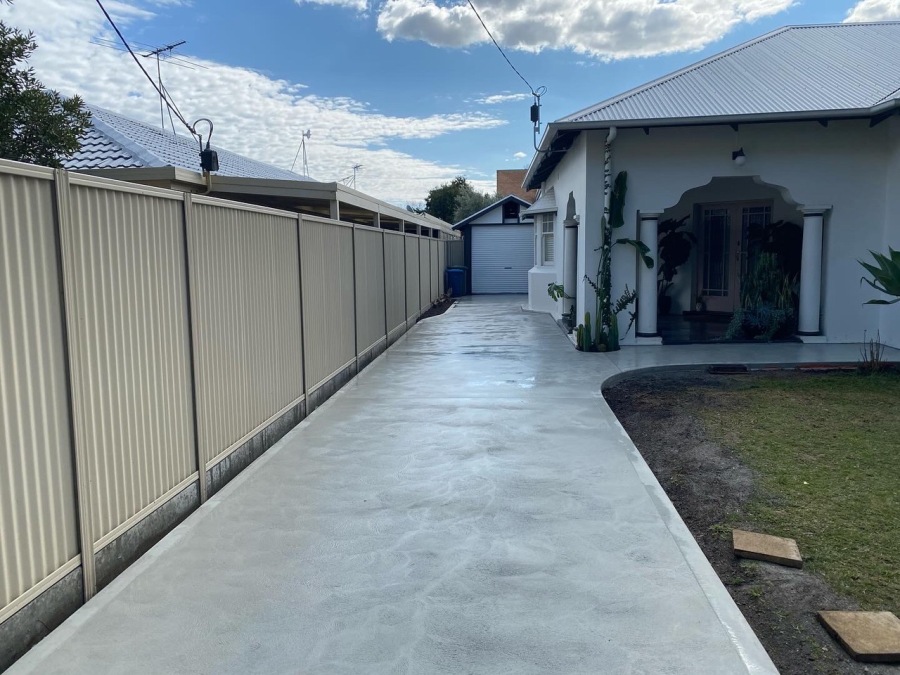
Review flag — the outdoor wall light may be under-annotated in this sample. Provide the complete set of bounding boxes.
[732,147,747,166]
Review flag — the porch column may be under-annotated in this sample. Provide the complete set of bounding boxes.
[637,212,661,337]
[563,215,578,319]
[798,207,830,335]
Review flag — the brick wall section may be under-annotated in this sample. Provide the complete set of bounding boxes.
[496,170,538,202]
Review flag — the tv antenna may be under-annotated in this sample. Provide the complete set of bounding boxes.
[290,130,312,176]
[143,41,186,132]
[351,164,363,190]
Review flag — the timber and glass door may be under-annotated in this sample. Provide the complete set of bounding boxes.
[698,202,772,313]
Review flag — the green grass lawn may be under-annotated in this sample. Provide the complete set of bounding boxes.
[701,372,900,612]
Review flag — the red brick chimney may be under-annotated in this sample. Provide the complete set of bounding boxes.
[496,169,538,202]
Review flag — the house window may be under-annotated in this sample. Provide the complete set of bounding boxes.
[503,201,520,222]
[540,213,554,265]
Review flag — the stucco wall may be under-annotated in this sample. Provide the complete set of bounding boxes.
[527,134,588,318]
[877,116,900,347]
[579,119,897,346]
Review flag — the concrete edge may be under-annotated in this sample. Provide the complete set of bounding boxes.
[596,361,862,675]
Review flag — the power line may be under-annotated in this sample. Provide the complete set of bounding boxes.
[92,0,198,141]
[465,0,538,96]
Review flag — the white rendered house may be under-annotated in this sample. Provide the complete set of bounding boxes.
[524,22,900,348]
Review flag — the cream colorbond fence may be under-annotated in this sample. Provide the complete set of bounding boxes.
[63,176,197,557]
[300,217,357,391]
[384,232,407,337]
[405,236,420,321]
[0,158,454,651]
[419,237,431,311]
[353,226,387,356]
[0,165,79,623]
[187,197,304,471]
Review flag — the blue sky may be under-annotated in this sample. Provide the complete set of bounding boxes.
[3,0,897,204]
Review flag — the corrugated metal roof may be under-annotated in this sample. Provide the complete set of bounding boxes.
[522,187,556,216]
[65,105,313,181]
[563,23,900,124]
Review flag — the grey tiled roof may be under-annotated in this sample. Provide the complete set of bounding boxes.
[65,105,313,181]
[563,22,900,124]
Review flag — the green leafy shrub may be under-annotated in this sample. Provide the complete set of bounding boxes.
[859,248,900,305]
[725,252,796,341]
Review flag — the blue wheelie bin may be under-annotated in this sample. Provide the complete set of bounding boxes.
[445,267,468,297]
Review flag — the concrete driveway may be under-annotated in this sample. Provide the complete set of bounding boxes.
[13,296,783,674]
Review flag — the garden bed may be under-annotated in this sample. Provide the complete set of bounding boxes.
[605,369,900,674]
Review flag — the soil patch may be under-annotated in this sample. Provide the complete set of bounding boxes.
[417,297,454,322]
[605,369,899,675]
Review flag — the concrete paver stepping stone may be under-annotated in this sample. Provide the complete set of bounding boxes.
[818,611,900,663]
[732,529,803,568]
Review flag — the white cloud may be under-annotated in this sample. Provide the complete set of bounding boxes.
[474,92,530,104]
[512,151,527,159]
[294,0,368,13]
[0,0,506,204]
[378,0,795,59]
[845,0,900,21]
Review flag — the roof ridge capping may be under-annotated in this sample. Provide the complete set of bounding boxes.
[561,21,900,124]
[88,107,165,168]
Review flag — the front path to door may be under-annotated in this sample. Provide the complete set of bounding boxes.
[19,297,892,674]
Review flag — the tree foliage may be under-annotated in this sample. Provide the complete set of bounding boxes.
[0,6,90,168]
[416,176,497,224]
[452,187,499,224]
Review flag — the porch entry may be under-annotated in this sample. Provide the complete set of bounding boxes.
[698,201,772,313]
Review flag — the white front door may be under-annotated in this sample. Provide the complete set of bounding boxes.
[471,225,533,294]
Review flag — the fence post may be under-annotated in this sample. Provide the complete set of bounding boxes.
[52,168,97,602]
[297,214,309,405]
[181,193,207,505]
[351,224,359,362]
[382,230,390,343]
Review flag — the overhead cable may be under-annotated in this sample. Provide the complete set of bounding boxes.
[93,0,199,141]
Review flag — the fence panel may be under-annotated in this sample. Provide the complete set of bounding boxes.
[353,227,386,354]
[188,199,304,468]
[301,218,356,390]
[419,238,430,311]
[65,177,195,548]
[447,239,464,268]
[405,236,419,321]
[438,240,447,296]
[0,164,79,619]
[384,232,406,334]
[430,240,440,301]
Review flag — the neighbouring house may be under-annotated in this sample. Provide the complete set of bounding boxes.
[524,21,900,348]
[453,194,533,293]
[66,105,457,238]
[496,169,538,201]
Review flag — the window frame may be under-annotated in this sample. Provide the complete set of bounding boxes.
[539,212,555,266]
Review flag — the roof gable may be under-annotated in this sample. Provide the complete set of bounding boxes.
[65,105,313,182]
[563,22,900,124]
[453,194,531,229]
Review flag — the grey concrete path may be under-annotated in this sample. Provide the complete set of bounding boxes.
[19,296,891,674]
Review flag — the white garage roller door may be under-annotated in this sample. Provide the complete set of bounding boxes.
[471,225,533,294]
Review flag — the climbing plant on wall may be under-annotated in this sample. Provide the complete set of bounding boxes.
[580,171,653,351]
